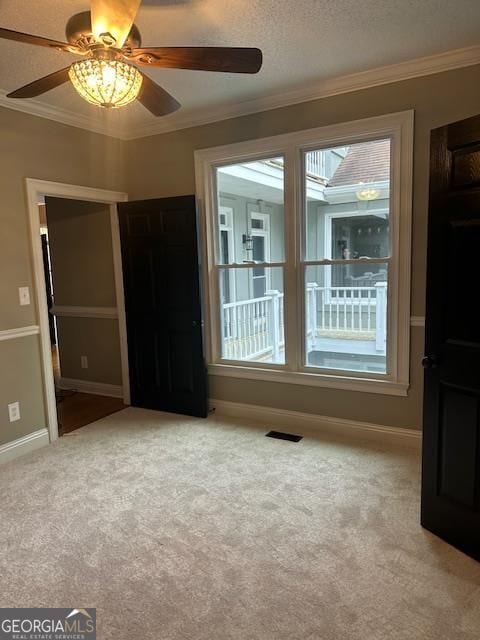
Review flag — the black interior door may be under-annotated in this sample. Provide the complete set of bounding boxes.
[421,113,480,561]
[118,195,208,418]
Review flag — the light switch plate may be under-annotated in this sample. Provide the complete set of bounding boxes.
[81,355,88,369]
[18,287,30,306]
[8,402,20,423]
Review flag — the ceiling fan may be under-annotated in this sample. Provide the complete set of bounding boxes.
[0,0,263,116]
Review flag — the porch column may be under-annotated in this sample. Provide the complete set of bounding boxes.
[266,290,281,363]
[375,282,387,352]
[307,282,318,350]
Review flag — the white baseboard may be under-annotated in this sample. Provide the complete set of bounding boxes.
[0,428,49,465]
[210,399,421,448]
[57,377,123,398]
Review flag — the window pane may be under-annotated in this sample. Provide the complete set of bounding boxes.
[216,157,285,264]
[304,139,391,261]
[304,264,388,374]
[219,267,284,364]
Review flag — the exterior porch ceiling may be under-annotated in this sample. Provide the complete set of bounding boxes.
[0,0,479,138]
[218,161,327,203]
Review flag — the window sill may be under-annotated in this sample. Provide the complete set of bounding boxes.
[208,363,409,396]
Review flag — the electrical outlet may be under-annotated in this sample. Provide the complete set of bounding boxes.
[8,402,20,423]
[18,287,30,306]
[81,355,88,369]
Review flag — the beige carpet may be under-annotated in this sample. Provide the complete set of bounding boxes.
[0,408,479,640]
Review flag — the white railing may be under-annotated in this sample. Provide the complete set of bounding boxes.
[267,153,326,179]
[222,291,284,361]
[305,150,326,179]
[309,282,387,351]
[314,285,377,331]
[221,282,387,362]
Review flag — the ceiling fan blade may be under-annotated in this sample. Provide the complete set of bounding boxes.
[137,73,180,117]
[130,47,263,74]
[7,67,71,99]
[0,26,72,52]
[91,0,142,48]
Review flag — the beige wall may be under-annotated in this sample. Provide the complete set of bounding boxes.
[45,197,121,385]
[55,317,122,385]
[0,106,124,446]
[126,64,480,430]
[45,198,117,307]
[0,336,46,446]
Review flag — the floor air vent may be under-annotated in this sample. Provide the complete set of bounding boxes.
[265,430,303,442]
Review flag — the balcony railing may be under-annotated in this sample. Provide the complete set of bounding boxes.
[305,150,326,179]
[267,151,326,180]
[221,283,387,363]
[222,292,285,361]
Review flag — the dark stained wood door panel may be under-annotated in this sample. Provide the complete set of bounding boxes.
[119,195,208,418]
[422,113,480,561]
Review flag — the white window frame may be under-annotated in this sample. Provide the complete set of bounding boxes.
[195,111,414,396]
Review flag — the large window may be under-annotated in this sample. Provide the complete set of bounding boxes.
[195,112,413,395]
[304,139,390,375]
[216,157,285,364]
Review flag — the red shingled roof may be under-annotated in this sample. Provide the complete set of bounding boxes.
[328,139,390,187]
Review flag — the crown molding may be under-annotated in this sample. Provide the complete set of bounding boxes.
[0,89,121,139]
[1,44,480,141]
[124,44,480,139]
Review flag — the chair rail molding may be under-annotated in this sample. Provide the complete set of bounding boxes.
[51,305,118,319]
[0,325,40,342]
[410,316,426,327]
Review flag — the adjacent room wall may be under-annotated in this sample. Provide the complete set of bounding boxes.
[125,63,480,430]
[45,197,122,387]
[0,107,124,447]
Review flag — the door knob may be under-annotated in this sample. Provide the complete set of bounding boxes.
[422,355,438,369]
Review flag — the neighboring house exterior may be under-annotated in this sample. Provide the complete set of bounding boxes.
[216,140,390,371]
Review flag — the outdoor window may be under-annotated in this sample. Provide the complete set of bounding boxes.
[304,139,390,375]
[196,112,413,395]
[215,157,285,364]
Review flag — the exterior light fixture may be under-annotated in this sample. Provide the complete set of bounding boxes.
[68,56,142,109]
[242,233,254,253]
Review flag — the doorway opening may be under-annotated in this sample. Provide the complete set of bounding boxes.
[27,180,129,441]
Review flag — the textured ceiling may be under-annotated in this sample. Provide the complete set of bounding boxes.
[0,0,479,136]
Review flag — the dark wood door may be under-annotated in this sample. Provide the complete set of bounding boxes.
[421,113,480,561]
[118,195,208,418]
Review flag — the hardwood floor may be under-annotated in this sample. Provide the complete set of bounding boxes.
[57,391,125,435]
[51,345,125,434]
[51,344,60,378]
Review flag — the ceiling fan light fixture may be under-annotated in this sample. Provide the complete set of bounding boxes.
[68,58,142,109]
[356,184,381,201]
